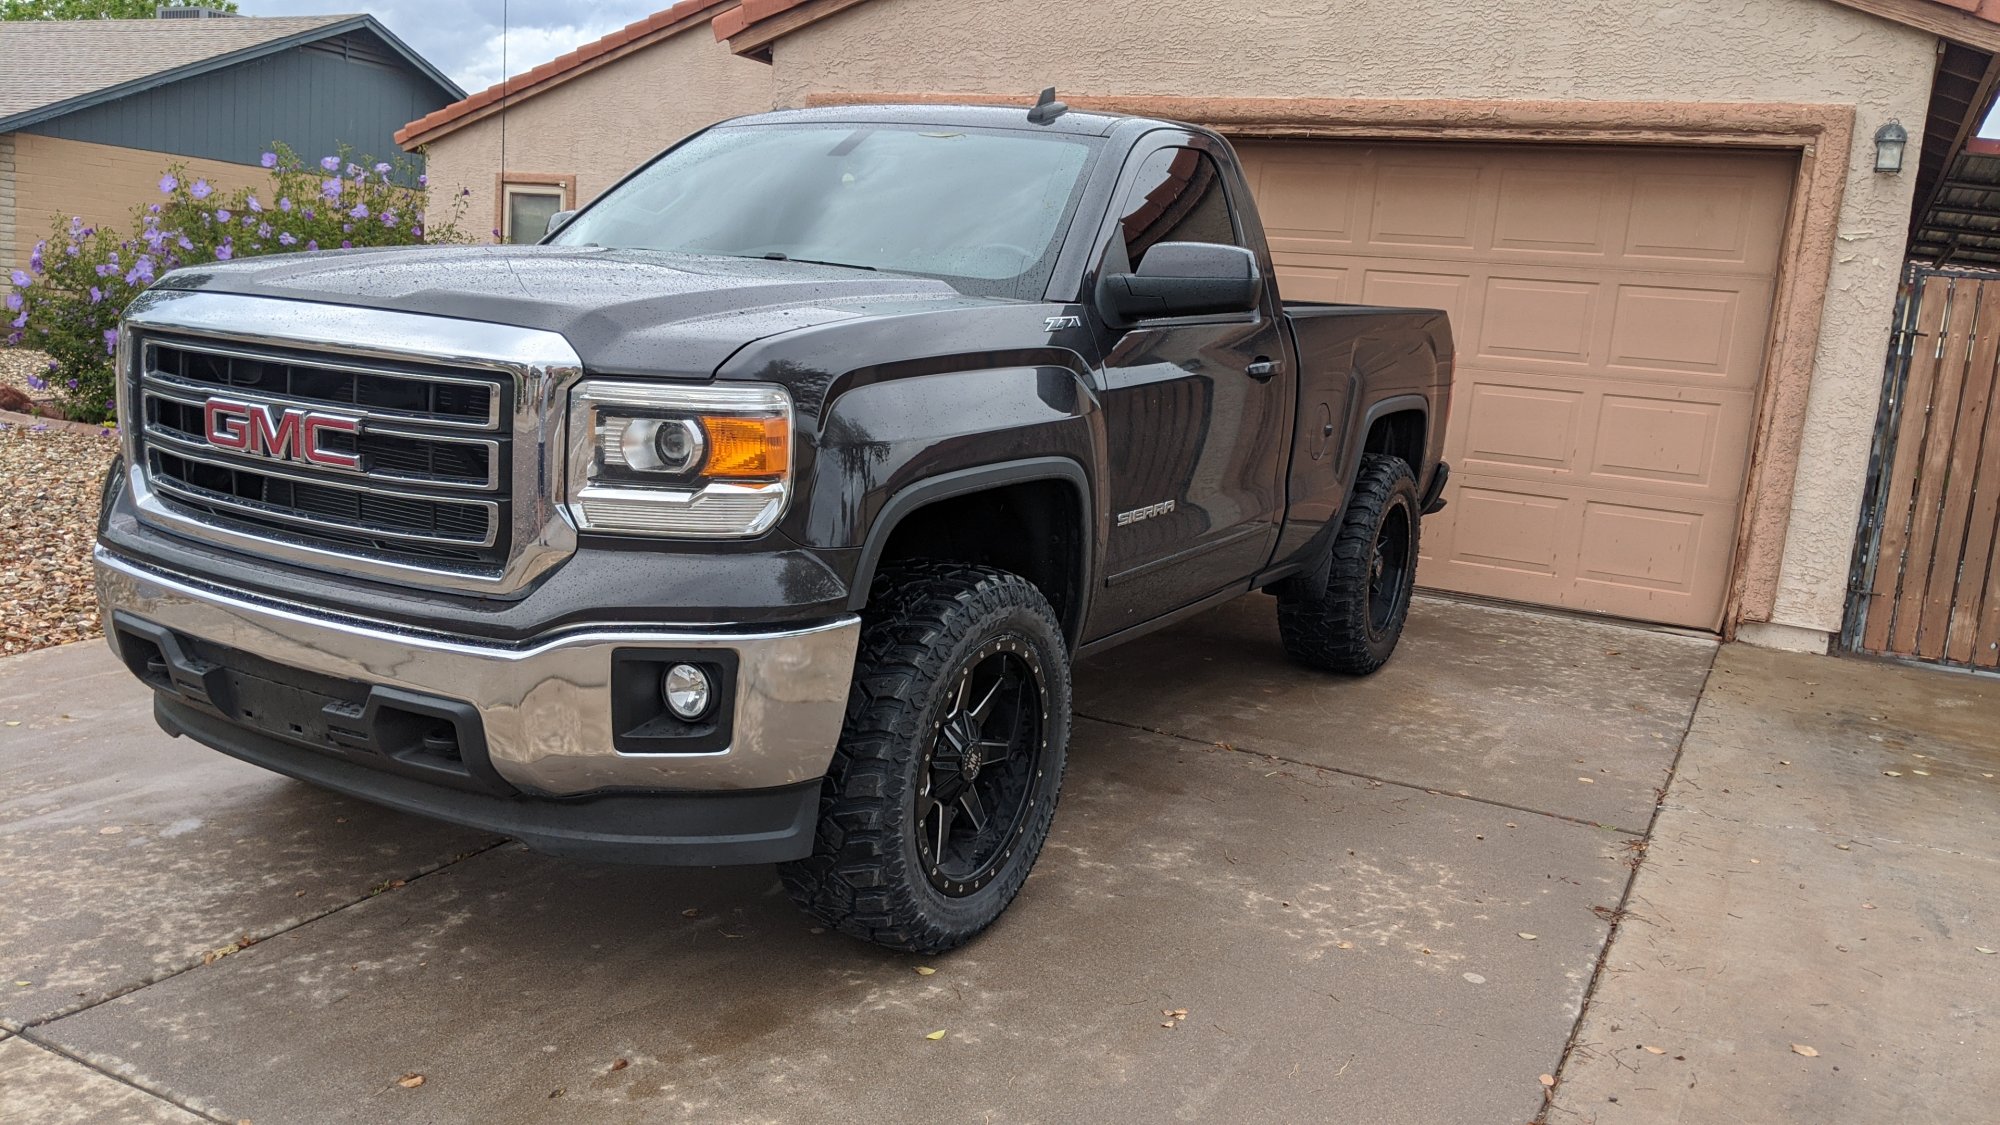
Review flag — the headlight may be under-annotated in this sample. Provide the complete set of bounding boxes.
[565,380,792,538]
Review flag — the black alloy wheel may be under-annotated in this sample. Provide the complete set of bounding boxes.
[1367,501,1415,642]
[917,643,1046,897]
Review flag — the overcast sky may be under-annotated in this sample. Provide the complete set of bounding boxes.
[242,1,664,93]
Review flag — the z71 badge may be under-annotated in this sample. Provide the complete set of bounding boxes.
[1044,315,1082,332]
[1116,500,1176,527]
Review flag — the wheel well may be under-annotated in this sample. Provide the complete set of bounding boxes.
[1364,409,1426,470]
[871,479,1085,645]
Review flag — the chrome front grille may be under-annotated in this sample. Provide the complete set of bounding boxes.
[118,291,584,594]
[135,338,510,567]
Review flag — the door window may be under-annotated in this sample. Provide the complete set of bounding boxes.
[1113,147,1240,271]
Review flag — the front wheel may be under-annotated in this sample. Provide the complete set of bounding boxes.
[779,562,1070,953]
[1276,453,1422,675]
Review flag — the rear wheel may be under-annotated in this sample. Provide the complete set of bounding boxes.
[779,562,1070,953]
[1276,453,1422,675]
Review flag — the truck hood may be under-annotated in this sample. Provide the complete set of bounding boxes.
[154,244,981,378]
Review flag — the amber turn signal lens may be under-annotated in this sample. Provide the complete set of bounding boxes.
[700,414,789,479]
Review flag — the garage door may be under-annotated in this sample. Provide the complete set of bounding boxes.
[1236,141,1794,630]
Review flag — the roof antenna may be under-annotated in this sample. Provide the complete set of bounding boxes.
[1027,86,1068,125]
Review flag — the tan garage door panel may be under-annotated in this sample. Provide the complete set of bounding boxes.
[1237,141,1794,630]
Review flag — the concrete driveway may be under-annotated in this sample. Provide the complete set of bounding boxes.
[0,595,1715,1124]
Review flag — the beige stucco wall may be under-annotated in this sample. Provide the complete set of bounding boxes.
[768,0,1935,639]
[9,133,264,272]
[414,29,774,241]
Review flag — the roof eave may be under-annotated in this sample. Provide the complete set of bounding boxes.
[0,15,463,136]
[715,0,872,58]
[398,0,734,149]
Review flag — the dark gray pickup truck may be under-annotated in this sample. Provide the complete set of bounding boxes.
[95,99,1452,952]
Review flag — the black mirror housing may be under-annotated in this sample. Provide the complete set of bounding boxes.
[1097,242,1262,323]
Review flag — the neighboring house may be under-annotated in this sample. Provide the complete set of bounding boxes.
[396,0,770,243]
[405,0,2000,661]
[0,11,462,271]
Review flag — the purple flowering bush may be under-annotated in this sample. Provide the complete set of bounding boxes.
[3,145,466,423]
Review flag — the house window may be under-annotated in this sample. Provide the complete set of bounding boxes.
[496,174,574,243]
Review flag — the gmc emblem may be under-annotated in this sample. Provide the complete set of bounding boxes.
[204,398,362,470]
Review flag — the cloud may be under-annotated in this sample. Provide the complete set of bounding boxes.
[242,1,662,92]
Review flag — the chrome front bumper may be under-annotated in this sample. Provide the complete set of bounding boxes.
[95,549,861,796]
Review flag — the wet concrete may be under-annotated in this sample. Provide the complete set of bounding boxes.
[1077,595,1715,832]
[1549,645,2000,1124]
[0,640,499,1028]
[0,595,1706,1122]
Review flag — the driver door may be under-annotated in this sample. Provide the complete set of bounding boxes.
[1083,138,1290,640]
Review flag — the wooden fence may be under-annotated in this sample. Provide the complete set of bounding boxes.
[1847,268,2000,669]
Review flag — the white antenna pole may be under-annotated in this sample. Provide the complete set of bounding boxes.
[498,0,508,242]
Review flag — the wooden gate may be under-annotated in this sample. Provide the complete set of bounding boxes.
[1846,267,2000,669]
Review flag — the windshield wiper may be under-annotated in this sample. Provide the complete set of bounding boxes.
[759,252,877,271]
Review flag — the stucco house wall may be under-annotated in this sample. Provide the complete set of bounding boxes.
[8,134,263,271]
[416,30,773,239]
[760,0,1935,644]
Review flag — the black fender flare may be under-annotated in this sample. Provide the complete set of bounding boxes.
[1336,393,1432,500]
[847,457,1094,644]
[1274,394,1433,602]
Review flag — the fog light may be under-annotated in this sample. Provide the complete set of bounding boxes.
[662,663,713,720]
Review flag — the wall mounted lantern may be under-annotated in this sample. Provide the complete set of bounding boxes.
[1874,120,1908,174]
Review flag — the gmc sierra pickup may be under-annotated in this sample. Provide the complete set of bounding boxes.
[94,100,1452,953]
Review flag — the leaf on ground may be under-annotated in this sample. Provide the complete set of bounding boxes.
[1790,1044,1819,1057]
[1518,932,1538,940]
[1642,1045,1666,1055]
[914,966,936,976]
[1538,1074,1555,1087]
[925,1030,947,1041]
[1976,947,1997,955]
[397,1073,425,1088]
[1577,777,1595,784]
[1883,771,1902,777]
[681,908,699,918]
[609,1058,629,1071]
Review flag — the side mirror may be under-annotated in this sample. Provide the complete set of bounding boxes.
[545,209,578,238]
[1096,242,1262,323]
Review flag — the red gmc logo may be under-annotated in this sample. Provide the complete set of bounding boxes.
[204,398,362,470]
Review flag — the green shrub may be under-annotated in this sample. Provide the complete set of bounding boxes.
[4,145,467,423]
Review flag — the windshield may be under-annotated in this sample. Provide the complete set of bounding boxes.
[549,123,1099,299]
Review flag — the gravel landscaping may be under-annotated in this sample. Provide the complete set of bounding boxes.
[1,348,118,656]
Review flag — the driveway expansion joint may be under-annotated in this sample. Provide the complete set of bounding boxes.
[1074,711,1647,836]
[1531,656,1714,1122]
[14,1028,232,1125]
[22,839,506,1032]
